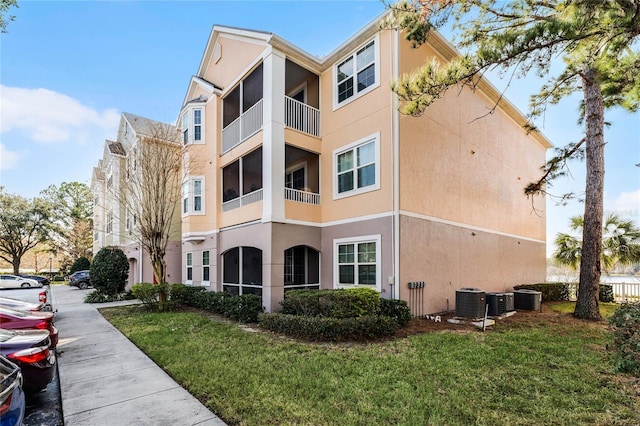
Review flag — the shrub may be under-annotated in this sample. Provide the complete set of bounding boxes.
[90,247,129,296]
[514,283,568,301]
[599,284,615,303]
[259,313,400,341]
[608,302,640,377]
[84,289,134,304]
[280,288,381,318]
[223,294,264,323]
[70,257,91,274]
[380,298,412,326]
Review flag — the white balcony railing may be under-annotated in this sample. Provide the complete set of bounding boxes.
[285,96,320,137]
[221,188,263,212]
[285,187,320,205]
[222,99,264,154]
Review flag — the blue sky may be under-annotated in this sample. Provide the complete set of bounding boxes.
[1,0,639,257]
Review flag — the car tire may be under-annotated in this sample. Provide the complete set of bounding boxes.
[79,282,89,290]
[21,282,31,288]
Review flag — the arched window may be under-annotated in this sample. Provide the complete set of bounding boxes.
[222,247,262,296]
[284,245,320,292]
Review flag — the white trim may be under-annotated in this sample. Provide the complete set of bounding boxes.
[182,176,206,217]
[182,230,218,240]
[333,234,382,291]
[392,28,400,300]
[332,34,380,111]
[333,132,380,200]
[185,252,193,285]
[202,250,211,287]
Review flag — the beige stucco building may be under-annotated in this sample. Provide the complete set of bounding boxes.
[177,15,550,314]
[91,113,182,288]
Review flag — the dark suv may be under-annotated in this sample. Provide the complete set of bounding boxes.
[68,270,91,289]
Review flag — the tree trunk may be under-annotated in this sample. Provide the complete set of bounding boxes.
[12,257,20,275]
[574,68,605,321]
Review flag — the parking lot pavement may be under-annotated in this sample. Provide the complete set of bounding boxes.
[23,361,63,426]
[52,284,226,426]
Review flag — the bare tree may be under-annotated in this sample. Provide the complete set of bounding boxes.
[109,121,182,310]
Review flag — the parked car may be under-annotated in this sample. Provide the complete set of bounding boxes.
[18,274,51,287]
[0,296,44,312]
[69,270,91,289]
[0,329,55,394]
[0,307,58,349]
[0,354,25,426]
[0,275,42,289]
[0,287,52,312]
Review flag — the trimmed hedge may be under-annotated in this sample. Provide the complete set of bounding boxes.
[514,282,567,301]
[258,313,400,341]
[608,302,640,377]
[280,288,381,318]
[169,284,264,323]
[380,298,411,326]
[514,282,616,303]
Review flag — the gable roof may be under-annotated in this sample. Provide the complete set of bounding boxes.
[107,140,126,156]
[122,112,180,143]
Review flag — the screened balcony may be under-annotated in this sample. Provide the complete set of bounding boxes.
[284,60,320,138]
[284,145,320,205]
[222,147,263,212]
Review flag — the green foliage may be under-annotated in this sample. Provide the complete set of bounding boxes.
[258,313,400,341]
[280,288,381,318]
[0,0,18,33]
[608,302,640,377]
[84,289,134,304]
[553,214,640,272]
[600,284,615,303]
[514,283,568,301]
[70,257,90,274]
[380,298,412,326]
[90,247,129,296]
[132,283,173,309]
[170,284,264,323]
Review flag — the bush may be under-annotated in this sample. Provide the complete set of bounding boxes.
[280,288,381,318]
[608,302,640,377]
[514,283,568,301]
[70,257,91,274]
[90,247,129,296]
[599,284,615,303]
[259,313,400,341]
[380,298,412,326]
[223,294,264,323]
[84,289,134,304]
[170,285,263,323]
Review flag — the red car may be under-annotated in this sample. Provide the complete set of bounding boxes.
[0,307,58,349]
[0,329,56,394]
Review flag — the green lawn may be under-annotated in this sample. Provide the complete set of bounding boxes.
[102,306,639,426]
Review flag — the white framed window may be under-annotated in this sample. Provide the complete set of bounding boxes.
[285,162,306,191]
[333,36,379,109]
[202,251,210,286]
[333,235,381,291]
[180,107,205,145]
[106,210,113,235]
[333,133,380,199]
[182,177,205,215]
[186,252,193,284]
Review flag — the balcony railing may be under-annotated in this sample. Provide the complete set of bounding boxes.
[222,99,264,154]
[285,96,320,137]
[222,188,263,212]
[285,187,320,205]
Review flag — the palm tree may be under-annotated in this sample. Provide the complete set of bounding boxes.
[553,214,640,273]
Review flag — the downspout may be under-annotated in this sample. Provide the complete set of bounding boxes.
[392,28,400,300]
[139,242,143,284]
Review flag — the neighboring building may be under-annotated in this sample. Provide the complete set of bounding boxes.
[177,15,551,315]
[91,113,182,287]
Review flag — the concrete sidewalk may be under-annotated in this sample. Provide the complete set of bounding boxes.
[51,285,226,426]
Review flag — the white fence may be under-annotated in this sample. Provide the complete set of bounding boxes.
[285,96,320,137]
[221,189,263,212]
[285,187,320,205]
[564,281,640,302]
[222,99,264,153]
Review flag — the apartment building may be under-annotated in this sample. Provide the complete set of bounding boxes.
[177,16,551,315]
[91,112,182,287]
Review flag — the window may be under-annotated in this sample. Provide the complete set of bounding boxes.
[222,247,262,297]
[182,177,204,215]
[285,166,305,191]
[284,246,320,291]
[186,253,193,283]
[180,107,205,145]
[334,133,379,198]
[334,235,381,290]
[106,210,113,235]
[335,38,378,107]
[202,251,210,285]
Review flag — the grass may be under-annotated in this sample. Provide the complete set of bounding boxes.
[101,306,640,426]
[548,301,620,318]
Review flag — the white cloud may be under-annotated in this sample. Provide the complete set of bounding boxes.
[0,85,120,143]
[0,143,23,171]
[611,190,640,217]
